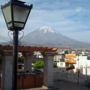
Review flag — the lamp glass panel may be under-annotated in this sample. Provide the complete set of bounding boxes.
[13,5,30,27]
[2,5,12,23]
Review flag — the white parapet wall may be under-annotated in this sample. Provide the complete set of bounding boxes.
[54,68,88,84]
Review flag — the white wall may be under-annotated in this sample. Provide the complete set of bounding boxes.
[54,68,88,84]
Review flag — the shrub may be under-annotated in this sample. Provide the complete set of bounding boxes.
[33,60,44,69]
[18,56,24,63]
[53,62,57,68]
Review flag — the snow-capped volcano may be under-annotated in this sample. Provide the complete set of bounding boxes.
[21,26,90,48]
[39,26,55,33]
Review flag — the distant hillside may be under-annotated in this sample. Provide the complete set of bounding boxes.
[21,26,90,48]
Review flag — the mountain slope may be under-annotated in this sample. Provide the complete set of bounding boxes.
[0,35,9,44]
[21,26,90,48]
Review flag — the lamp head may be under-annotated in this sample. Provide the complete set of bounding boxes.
[1,1,33,31]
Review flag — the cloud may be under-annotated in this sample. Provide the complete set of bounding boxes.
[0,0,90,43]
[62,31,90,43]
[24,6,90,34]
[75,7,86,13]
[0,13,9,39]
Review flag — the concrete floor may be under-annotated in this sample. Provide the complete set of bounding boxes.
[49,80,90,90]
[20,80,90,90]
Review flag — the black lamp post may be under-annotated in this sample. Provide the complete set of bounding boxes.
[1,0,33,90]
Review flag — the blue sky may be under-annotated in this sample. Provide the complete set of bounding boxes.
[0,0,90,43]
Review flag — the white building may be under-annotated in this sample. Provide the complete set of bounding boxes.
[75,55,90,75]
[54,53,90,75]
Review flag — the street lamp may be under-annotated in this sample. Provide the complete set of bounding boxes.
[1,0,33,90]
[1,0,33,30]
